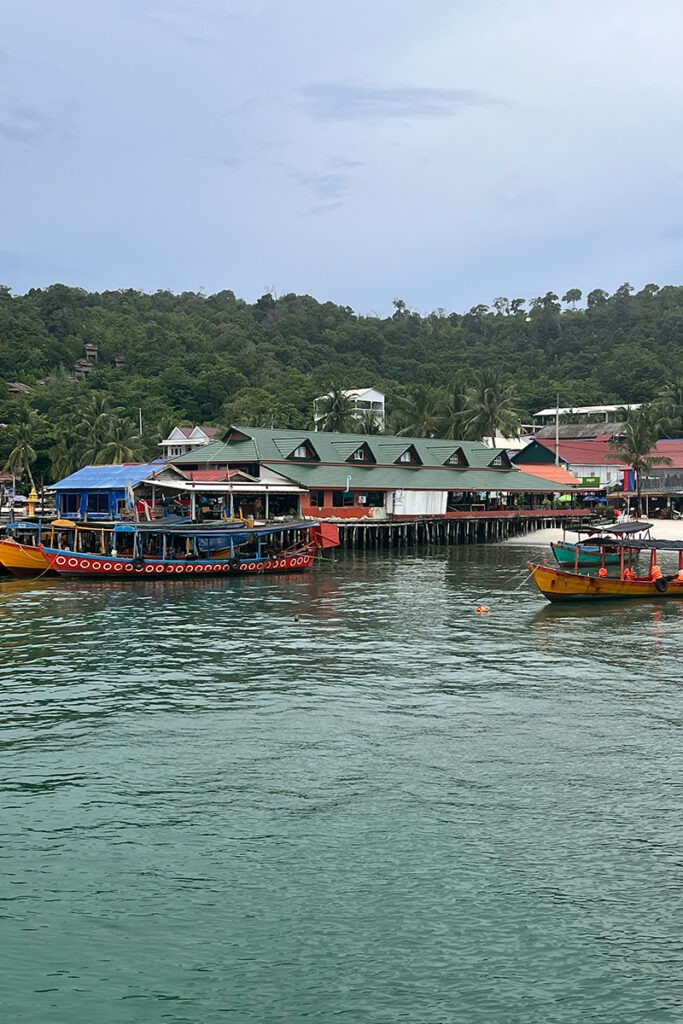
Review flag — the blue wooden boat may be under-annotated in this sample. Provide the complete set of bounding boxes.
[551,520,652,568]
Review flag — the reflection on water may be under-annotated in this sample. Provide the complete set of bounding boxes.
[1,542,681,1024]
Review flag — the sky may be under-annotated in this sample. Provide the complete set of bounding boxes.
[2,0,683,315]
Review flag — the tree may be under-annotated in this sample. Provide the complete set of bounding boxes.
[465,370,519,447]
[656,377,683,438]
[610,408,672,515]
[562,288,582,309]
[439,380,470,439]
[493,297,510,316]
[317,386,356,432]
[3,408,47,489]
[355,411,382,434]
[97,416,146,464]
[396,386,439,437]
[587,288,609,308]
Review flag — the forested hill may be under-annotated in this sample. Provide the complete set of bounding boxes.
[1,282,682,482]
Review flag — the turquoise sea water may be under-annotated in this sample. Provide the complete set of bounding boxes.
[1,542,681,1023]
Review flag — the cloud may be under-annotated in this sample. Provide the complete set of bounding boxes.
[0,107,50,144]
[291,171,350,201]
[300,83,503,121]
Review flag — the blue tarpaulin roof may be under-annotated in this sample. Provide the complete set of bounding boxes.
[50,463,164,490]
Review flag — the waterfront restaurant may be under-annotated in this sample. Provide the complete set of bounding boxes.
[168,425,576,518]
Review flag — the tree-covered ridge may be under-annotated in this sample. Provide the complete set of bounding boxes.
[0,281,682,485]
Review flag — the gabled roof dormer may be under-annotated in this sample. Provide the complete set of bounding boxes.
[287,439,320,461]
[395,444,422,465]
[347,442,376,464]
[488,451,512,469]
[444,447,469,467]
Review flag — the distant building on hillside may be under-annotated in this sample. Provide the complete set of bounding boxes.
[159,425,220,459]
[534,403,641,428]
[313,388,385,431]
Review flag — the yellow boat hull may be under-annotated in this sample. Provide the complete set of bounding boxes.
[529,562,683,602]
[0,538,53,577]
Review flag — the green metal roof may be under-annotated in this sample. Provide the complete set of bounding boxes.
[170,425,570,492]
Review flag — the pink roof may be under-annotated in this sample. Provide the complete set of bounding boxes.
[184,469,242,482]
[537,436,683,470]
[654,439,683,469]
[536,438,626,466]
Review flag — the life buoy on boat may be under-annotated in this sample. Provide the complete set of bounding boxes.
[655,577,668,593]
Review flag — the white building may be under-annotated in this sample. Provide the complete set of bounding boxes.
[534,403,641,426]
[313,388,385,430]
[159,425,220,459]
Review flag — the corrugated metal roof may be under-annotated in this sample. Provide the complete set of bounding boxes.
[51,463,165,490]
[518,464,581,486]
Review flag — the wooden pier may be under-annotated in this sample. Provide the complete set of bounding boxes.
[332,510,593,550]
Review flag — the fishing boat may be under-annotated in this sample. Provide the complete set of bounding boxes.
[39,519,339,578]
[530,537,683,602]
[0,520,77,577]
[550,520,651,567]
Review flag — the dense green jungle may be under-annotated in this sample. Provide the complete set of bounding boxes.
[1,281,682,486]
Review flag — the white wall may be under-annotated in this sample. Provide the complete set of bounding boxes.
[387,490,447,516]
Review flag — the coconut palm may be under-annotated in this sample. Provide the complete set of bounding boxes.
[317,386,356,432]
[439,380,471,439]
[657,378,683,438]
[3,408,47,490]
[355,411,382,434]
[97,417,147,464]
[464,370,519,447]
[610,408,672,515]
[396,386,439,437]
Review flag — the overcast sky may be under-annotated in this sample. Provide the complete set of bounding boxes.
[2,0,682,314]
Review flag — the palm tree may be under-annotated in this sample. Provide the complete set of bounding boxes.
[439,380,470,439]
[396,386,439,437]
[610,408,672,515]
[3,408,47,490]
[317,386,356,432]
[656,378,683,438]
[464,370,519,447]
[98,417,147,464]
[355,411,382,434]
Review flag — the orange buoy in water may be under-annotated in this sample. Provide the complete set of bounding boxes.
[476,605,490,614]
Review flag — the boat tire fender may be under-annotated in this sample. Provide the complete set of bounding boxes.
[655,577,668,593]
[132,555,144,569]
[229,558,240,571]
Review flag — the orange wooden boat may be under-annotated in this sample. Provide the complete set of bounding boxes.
[0,537,53,577]
[530,536,683,602]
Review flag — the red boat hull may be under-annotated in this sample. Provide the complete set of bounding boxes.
[41,545,316,578]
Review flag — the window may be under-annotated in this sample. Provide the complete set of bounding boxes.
[308,490,325,508]
[446,449,468,466]
[61,493,79,514]
[396,446,421,465]
[363,491,385,507]
[87,493,109,514]
[353,449,367,460]
[289,442,319,460]
[332,491,354,507]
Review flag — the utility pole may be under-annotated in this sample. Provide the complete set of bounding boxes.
[555,393,560,466]
[139,408,143,437]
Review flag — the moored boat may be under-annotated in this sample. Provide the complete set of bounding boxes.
[531,537,683,602]
[0,519,78,578]
[40,519,339,578]
[550,520,651,568]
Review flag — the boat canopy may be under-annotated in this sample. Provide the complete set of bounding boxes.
[112,519,317,538]
[567,520,653,537]
[586,537,683,551]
